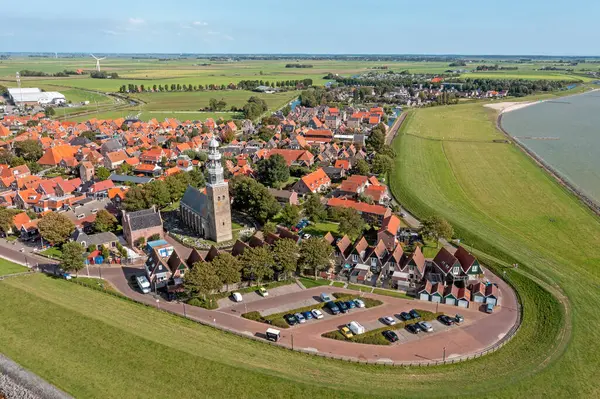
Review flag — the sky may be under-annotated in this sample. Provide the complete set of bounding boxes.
[2,0,599,55]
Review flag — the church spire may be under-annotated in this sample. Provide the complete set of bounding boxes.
[207,134,224,186]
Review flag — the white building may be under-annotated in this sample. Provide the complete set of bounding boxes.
[7,88,66,106]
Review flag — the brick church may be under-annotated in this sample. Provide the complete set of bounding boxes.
[180,137,233,243]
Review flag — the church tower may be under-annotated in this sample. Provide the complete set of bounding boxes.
[205,136,233,242]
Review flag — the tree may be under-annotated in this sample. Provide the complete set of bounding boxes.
[256,154,290,188]
[262,221,276,236]
[279,204,301,227]
[212,253,242,291]
[185,262,222,300]
[354,159,371,175]
[147,181,171,208]
[117,162,133,175]
[371,154,393,176]
[272,238,298,279]
[123,185,150,211]
[44,107,56,117]
[61,241,85,275]
[93,209,117,232]
[420,216,454,247]
[230,176,280,223]
[100,245,110,262]
[134,236,146,248]
[299,237,333,279]
[165,175,187,202]
[241,246,274,284]
[303,193,326,222]
[367,128,386,152]
[95,167,111,181]
[14,140,43,162]
[38,212,75,245]
[337,208,365,240]
[80,131,97,142]
[0,207,19,234]
[188,168,206,188]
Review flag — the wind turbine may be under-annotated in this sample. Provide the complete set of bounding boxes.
[90,54,106,72]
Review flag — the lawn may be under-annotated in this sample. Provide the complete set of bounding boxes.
[298,276,330,289]
[0,258,28,276]
[302,221,339,237]
[0,271,564,397]
[40,247,63,259]
[371,288,414,300]
[389,99,600,396]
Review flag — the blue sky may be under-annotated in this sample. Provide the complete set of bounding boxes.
[2,0,599,55]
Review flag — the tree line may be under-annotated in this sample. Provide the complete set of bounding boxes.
[118,78,312,94]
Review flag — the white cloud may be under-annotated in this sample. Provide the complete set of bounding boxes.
[102,30,119,36]
[193,21,208,26]
[207,30,220,35]
[128,17,145,25]
[0,32,14,37]
[223,35,234,41]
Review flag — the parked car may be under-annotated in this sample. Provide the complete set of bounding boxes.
[258,287,268,297]
[232,292,243,302]
[438,315,455,326]
[406,323,420,334]
[302,311,313,321]
[399,312,412,321]
[382,316,396,326]
[346,300,356,309]
[486,303,494,314]
[311,309,324,319]
[409,309,421,319]
[348,321,365,335]
[320,293,332,302]
[354,299,366,308]
[265,328,281,342]
[336,301,349,313]
[302,233,311,239]
[294,312,306,324]
[325,301,340,315]
[418,321,433,332]
[340,326,354,339]
[455,314,464,323]
[284,314,297,326]
[382,330,399,342]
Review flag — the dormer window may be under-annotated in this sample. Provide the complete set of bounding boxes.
[91,209,98,214]
[77,214,84,219]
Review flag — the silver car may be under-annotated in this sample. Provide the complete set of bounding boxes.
[418,321,433,332]
[382,316,396,326]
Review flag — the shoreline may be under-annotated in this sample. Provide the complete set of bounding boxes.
[496,100,600,217]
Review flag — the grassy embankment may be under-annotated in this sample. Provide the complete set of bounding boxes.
[389,99,600,396]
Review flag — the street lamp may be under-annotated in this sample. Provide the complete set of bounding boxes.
[443,346,446,362]
[182,302,187,317]
[156,299,160,309]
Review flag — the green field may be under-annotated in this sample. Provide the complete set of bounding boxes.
[0,270,563,398]
[389,101,600,396]
[0,258,28,276]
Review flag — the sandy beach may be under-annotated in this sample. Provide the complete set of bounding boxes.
[484,101,540,114]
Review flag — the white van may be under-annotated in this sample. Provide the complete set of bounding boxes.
[232,292,243,302]
[348,321,365,335]
[136,275,151,294]
[265,328,281,342]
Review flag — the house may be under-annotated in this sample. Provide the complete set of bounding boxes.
[37,145,78,166]
[349,263,371,284]
[259,149,314,167]
[134,163,162,177]
[444,284,460,306]
[431,247,463,284]
[304,129,334,144]
[418,280,433,301]
[145,247,173,290]
[122,207,164,247]
[322,166,346,181]
[430,282,445,303]
[293,168,331,194]
[383,245,425,291]
[14,189,41,209]
[326,197,391,226]
[363,184,389,204]
[88,180,115,199]
[456,287,471,308]
[79,161,94,183]
[339,175,370,197]
[454,246,484,279]
[104,150,129,170]
[73,229,118,250]
[268,188,299,206]
[377,215,400,250]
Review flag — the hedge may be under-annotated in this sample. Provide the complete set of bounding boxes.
[212,279,295,300]
[321,309,444,346]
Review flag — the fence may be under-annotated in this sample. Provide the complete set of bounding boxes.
[66,268,523,368]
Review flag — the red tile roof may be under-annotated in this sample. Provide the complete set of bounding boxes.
[326,197,390,216]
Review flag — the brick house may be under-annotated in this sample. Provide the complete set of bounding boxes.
[293,168,331,194]
[122,207,164,247]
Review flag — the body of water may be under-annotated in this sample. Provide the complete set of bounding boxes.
[501,90,600,203]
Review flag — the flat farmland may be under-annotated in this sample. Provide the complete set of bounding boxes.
[389,102,600,396]
[131,90,298,111]
[67,110,238,123]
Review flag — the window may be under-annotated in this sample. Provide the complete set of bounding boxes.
[371,258,377,266]
[352,254,358,262]
[472,265,478,273]
[453,266,459,275]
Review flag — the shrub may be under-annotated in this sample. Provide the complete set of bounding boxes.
[186,297,219,310]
